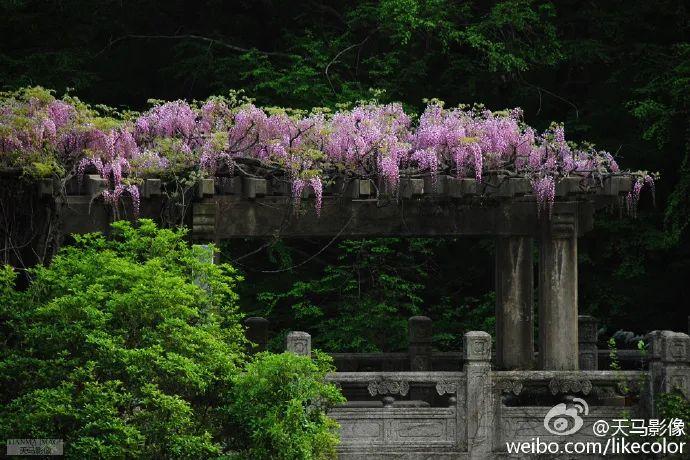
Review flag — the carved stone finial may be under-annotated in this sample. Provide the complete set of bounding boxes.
[286,331,311,357]
[647,331,690,363]
[408,316,432,344]
[464,331,492,362]
[578,315,598,343]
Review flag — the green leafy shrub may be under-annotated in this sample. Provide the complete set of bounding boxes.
[0,219,344,459]
[656,391,690,446]
[228,350,345,460]
[0,220,244,457]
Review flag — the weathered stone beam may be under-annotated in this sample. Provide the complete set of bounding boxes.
[208,197,593,238]
[602,176,633,196]
[142,178,161,198]
[58,193,597,240]
[242,177,267,199]
[60,196,112,236]
[400,178,425,198]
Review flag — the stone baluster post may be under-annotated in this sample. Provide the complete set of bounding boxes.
[495,236,534,370]
[286,331,311,357]
[409,316,433,401]
[578,315,598,370]
[463,331,493,459]
[645,331,690,416]
[245,317,269,353]
[409,316,433,371]
[538,205,579,370]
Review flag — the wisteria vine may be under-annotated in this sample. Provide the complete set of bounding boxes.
[0,87,654,216]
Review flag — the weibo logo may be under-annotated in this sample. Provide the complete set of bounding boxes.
[543,398,589,436]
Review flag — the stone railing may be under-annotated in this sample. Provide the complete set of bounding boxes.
[246,314,690,373]
[279,328,690,460]
[329,352,464,373]
[326,371,465,455]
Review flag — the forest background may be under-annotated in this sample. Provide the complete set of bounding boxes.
[2,0,688,351]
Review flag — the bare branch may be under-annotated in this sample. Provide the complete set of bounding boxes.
[259,213,353,273]
[97,34,299,59]
[325,30,378,94]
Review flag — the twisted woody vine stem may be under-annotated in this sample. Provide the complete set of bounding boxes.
[1,87,655,216]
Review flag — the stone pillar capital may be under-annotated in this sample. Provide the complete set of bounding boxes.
[541,203,581,239]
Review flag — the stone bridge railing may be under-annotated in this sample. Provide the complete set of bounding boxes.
[277,328,690,459]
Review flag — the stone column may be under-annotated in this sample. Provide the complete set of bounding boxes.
[245,317,269,352]
[463,331,493,459]
[495,236,534,370]
[578,315,598,370]
[645,331,690,416]
[286,331,311,357]
[538,208,579,370]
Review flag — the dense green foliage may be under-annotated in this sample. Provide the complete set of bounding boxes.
[1,0,688,337]
[229,351,344,460]
[250,238,494,351]
[0,221,342,458]
[656,391,690,446]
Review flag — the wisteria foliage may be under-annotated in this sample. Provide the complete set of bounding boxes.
[0,88,653,215]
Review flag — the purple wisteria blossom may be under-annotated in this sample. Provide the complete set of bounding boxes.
[0,91,654,217]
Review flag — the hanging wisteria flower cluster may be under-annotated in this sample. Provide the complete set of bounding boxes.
[0,88,654,216]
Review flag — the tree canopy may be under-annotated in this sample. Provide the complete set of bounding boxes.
[1,0,688,336]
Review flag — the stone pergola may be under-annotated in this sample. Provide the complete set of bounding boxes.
[11,171,690,459]
[37,173,632,371]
